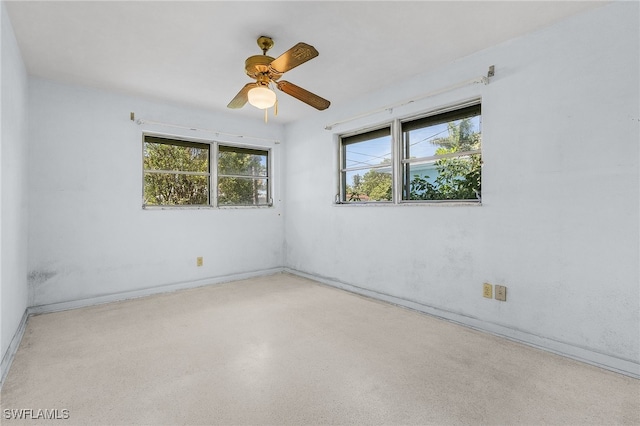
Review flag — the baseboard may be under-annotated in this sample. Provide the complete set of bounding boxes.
[0,309,29,389]
[10,267,639,383]
[28,267,284,316]
[285,268,640,379]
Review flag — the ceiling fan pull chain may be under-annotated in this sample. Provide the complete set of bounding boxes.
[264,108,268,124]
[275,99,278,117]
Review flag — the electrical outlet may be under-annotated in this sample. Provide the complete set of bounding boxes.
[197,257,203,267]
[495,285,507,301]
[483,283,493,298]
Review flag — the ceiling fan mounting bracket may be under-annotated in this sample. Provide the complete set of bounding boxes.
[256,36,274,55]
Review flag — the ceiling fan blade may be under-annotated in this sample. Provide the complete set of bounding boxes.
[276,81,330,111]
[227,83,257,109]
[268,43,319,74]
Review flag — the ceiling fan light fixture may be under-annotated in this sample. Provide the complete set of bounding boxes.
[248,86,276,109]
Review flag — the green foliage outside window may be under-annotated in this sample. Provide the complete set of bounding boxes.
[143,137,269,207]
[409,118,481,201]
[143,141,209,205]
[409,152,481,201]
[347,169,392,202]
[217,150,268,206]
[344,117,481,202]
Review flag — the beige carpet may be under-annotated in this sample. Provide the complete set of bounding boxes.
[1,273,638,425]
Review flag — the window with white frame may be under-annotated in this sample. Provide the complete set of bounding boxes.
[338,102,481,203]
[143,135,271,207]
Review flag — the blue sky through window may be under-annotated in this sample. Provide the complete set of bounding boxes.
[406,116,481,159]
[344,116,480,171]
[344,135,392,169]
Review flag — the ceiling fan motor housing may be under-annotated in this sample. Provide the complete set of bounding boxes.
[245,55,280,80]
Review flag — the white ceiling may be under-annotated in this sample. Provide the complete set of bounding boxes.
[6,1,605,124]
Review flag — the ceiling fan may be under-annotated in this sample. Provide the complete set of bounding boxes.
[227,36,330,120]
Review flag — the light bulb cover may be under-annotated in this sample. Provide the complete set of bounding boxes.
[248,86,276,109]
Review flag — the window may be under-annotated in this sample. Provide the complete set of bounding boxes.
[402,104,481,201]
[143,135,271,207]
[217,146,270,206]
[143,136,210,206]
[338,102,481,204]
[340,127,393,202]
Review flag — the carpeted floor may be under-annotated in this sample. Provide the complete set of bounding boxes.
[1,273,638,425]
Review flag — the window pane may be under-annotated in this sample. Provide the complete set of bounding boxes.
[344,168,392,202]
[218,148,268,177]
[403,115,481,160]
[341,127,393,202]
[144,142,209,173]
[405,153,481,201]
[402,105,481,201]
[144,173,209,205]
[218,177,269,206]
[343,131,392,169]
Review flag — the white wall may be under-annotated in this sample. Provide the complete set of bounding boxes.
[28,79,285,307]
[0,1,29,376]
[283,2,639,376]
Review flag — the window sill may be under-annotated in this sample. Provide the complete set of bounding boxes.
[334,200,481,207]
[142,205,273,210]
